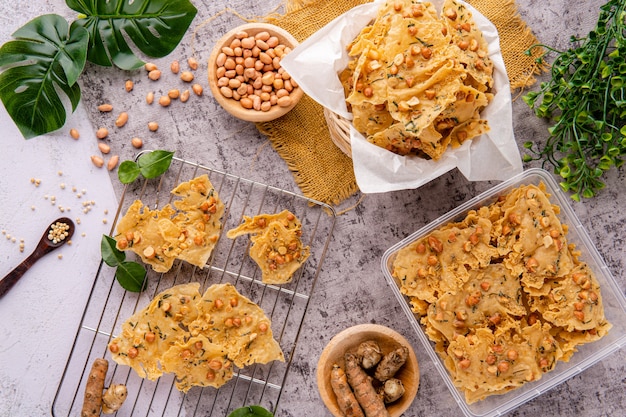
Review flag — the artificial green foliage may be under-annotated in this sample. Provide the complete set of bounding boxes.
[523,0,626,201]
[0,15,88,139]
[0,0,197,139]
[67,0,198,70]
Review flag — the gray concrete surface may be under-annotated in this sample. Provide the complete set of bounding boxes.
[0,0,624,416]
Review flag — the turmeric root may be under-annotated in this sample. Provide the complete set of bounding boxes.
[344,353,389,417]
[330,364,365,417]
[374,345,408,382]
[81,358,108,417]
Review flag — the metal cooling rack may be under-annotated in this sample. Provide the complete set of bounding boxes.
[52,154,336,416]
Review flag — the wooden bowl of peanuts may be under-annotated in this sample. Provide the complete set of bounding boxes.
[208,23,303,122]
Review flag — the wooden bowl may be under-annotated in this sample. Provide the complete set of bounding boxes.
[207,23,303,122]
[317,324,420,417]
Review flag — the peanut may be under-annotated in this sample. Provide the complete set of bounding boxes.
[148,69,161,81]
[170,60,180,74]
[158,95,171,107]
[115,112,128,127]
[96,127,109,139]
[107,155,119,171]
[144,62,158,72]
[148,122,159,131]
[146,91,154,105]
[69,128,80,140]
[91,155,104,168]
[131,137,143,148]
[125,80,134,92]
[192,83,203,96]
[168,89,180,99]
[97,103,113,112]
[98,143,111,154]
[180,89,190,103]
[187,57,198,70]
[180,71,194,82]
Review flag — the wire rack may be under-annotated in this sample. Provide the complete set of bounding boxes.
[52,154,336,416]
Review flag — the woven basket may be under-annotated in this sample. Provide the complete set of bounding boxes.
[323,107,353,158]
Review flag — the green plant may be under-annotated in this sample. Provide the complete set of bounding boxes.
[227,406,274,417]
[118,150,175,184]
[522,0,626,201]
[0,0,197,139]
[101,235,147,292]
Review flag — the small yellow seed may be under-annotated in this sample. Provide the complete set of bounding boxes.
[158,95,171,107]
[192,84,203,96]
[97,103,113,112]
[107,155,119,171]
[170,60,180,73]
[187,57,198,70]
[131,137,143,148]
[148,122,159,131]
[146,91,154,105]
[69,128,80,140]
[180,90,190,103]
[91,155,104,168]
[125,80,134,92]
[148,69,161,81]
[98,143,111,154]
[180,71,194,82]
[96,127,108,139]
[115,111,128,127]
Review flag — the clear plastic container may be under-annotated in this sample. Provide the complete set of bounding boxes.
[381,168,626,417]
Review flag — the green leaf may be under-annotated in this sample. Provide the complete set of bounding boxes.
[137,150,175,179]
[227,406,274,417]
[101,234,125,267]
[0,14,88,139]
[116,261,148,292]
[118,160,142,184]
[67,0,198,70]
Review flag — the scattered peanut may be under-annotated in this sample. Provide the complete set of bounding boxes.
[69,128,80,140]
[107,155,119,171]
[168,89,180,99]
[97,103,113,112]
[131,137,143,148]
[125,80,134,92]
[145,62,158,71]
[148,122,159,131]
[170,60,180,74]
[192,83,203,96]
[115,111,129,127]
[146,91,155,104]
[180,71,194,82]
[98,143,111,154]
[96,127,109,139]
[148,69,162,81]
[188,57,198,70]
[180,89,190,103]
[91,155,104,168]
[158,95,171,107]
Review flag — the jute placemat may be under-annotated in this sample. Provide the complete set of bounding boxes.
[257,0,544,207]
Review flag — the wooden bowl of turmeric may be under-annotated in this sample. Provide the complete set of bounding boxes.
[317,324,419,417]
[207,23,303,122]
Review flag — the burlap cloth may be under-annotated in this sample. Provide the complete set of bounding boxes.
[257,0,544,207]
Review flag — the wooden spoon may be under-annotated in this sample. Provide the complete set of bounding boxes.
[0,217,75,298]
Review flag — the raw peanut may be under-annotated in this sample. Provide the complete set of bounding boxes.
[107,155,119,171]
[158,95,171,107]
[180,90,190,103]
[168,89,180,99]
[146,92,154,104]
[170,60,180,74]
[115,112,128,127]
[180,71,194,82]
[131,137,143,148]
[144,62,158,71]
[98,142,111,154]
[192,84,203,96]
[69,128,80,140]
[96,127,109,139]
[187,57,198,70]
[277,95,292,107]
[148,122,159,131]
[97,103,113,112]
[125,80,134,92]
[148,69,161,81]
[91,155,104,168]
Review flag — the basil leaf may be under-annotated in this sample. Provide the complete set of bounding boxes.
[115,261,148,292]
[137,150,175,179]
[0,14,88,139]
[66,0,198,70]
[101,234,125,267]
[118,160,142,184]
[227,406,274,417]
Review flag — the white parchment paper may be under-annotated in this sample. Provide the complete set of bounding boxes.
[280,0,523,193]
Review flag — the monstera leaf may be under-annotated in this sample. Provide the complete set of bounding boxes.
[0,14,88,139]
[67,0,198,70]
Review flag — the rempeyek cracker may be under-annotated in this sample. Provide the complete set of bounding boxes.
[391,183,612,403]
[108,282,284,392]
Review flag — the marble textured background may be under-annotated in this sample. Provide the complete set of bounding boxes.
[0,0,624,416]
